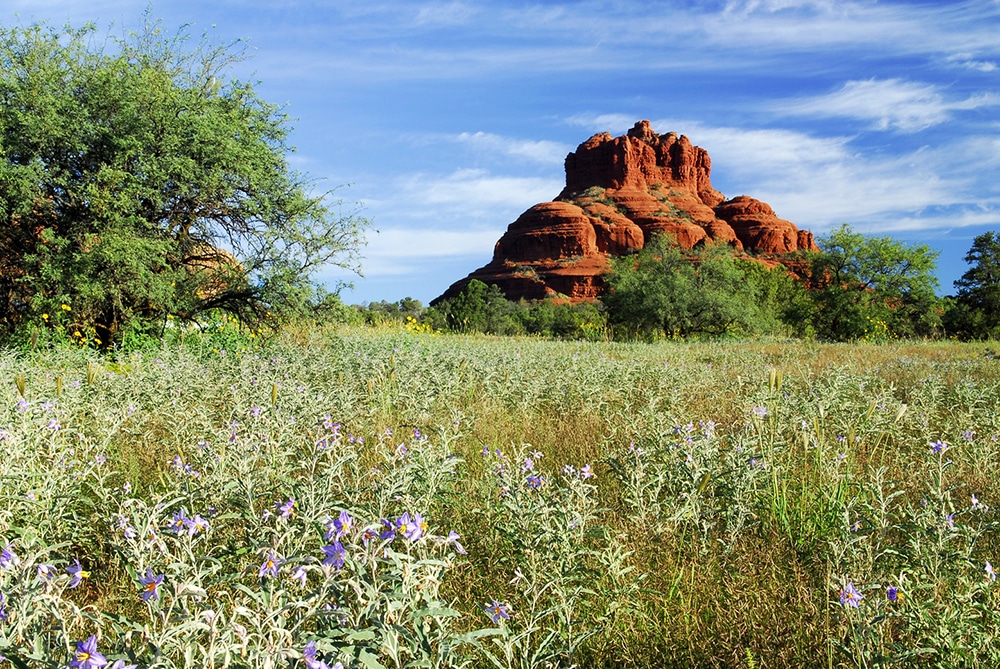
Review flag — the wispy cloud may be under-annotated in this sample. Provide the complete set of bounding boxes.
[777,79,1000,132]
[946,53,998,73]
[454,132,569,165]
[322,226,502,279]
[369,227,501,259]
[397,168,562,213]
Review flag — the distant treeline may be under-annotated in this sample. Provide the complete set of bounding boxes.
[361,226,1000,342]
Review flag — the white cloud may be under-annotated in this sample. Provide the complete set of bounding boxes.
[412,1,478,27]
[398,168,562,211]
[455,132,569,165]
[369,227,502,259]
[946,53,998,73]
[322,227,502,279]
[777,79,1000,132]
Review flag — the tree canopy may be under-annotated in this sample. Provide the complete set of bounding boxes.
[809,224,940,340]
[602,235,801,339]
[0,19,367,346]
[946,231,1000,339]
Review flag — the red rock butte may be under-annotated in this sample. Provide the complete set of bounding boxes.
[434,120,818,303]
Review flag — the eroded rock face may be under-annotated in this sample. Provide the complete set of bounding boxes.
[435,120,818,303]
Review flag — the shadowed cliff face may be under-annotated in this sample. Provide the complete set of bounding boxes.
[435,120,818,304]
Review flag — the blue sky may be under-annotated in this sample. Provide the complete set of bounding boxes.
[9,0,1000,305]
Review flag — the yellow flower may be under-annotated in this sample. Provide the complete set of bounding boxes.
[61,304,71,311]
[41,313,49,320]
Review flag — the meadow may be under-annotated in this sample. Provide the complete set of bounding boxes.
[2,325,1000,668]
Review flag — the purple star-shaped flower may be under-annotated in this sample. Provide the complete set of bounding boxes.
[335,510,353,536]
[303,641,333,669]
[277,498,296,520]
[139,567,163,601]
[484,599,510,623]
[259,551,284,578]
[67,560,90,588]
[169,509,189,534]
[379,518,396,541]
[321,542,346,569]
[0,543,17,569]
[396,512,426,542]
[446,531,467,555]
[839,581,863,608]
[70,635,107,669]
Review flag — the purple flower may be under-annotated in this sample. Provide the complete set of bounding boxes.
[277,498,296,520]
[580,463,594,479]
[330,510,353,540]
[396,512,426,542]
[322,542,346,569]
[972,494,982,510]
[37,563,57,580]
[987,561,997,582]
[109,660,138,669]
[379,518,396,541]
[0,591,7,622]
[886,585,901,602]
[526,474,543,489]
[303,641,335,669]
[446,530,467,555]
[484,599,511,623]
[67,560,90,588]
[259,552,284,578]
[292,566,308,588]
[361,526,380,547]
[250,405,262,418]
[169,509,189,534]
[751,406,767,418]
[70,635,107,669]
[839,581,863,608]
[139,567,163,601]
[930,439,949,454]
[0,543,17,569]
[48,418,61,431]
[188,514,210,535]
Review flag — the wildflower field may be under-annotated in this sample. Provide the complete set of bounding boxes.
[2,327,1000,668]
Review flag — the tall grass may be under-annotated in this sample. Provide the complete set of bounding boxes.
[2,326,1000,667]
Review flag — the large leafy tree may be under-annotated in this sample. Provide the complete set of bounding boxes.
[809,224,940,340]
[0,19,367,345]
[602,235,790,338]
[947,231,1000,339]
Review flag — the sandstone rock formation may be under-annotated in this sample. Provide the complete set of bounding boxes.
[435,120,818,303]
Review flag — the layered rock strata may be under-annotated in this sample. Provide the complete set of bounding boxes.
[435,120,817,303]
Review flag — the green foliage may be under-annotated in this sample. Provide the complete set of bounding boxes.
[428,282,607,339]
[946,231,1000,340]
[5,331,1000,667]
[361,297,425,325]
[432,280,522,334]
[809,224,941,341]
[0,18,367,347]
[602,235,794,339]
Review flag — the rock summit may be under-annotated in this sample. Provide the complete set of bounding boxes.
[435,120,817,303]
